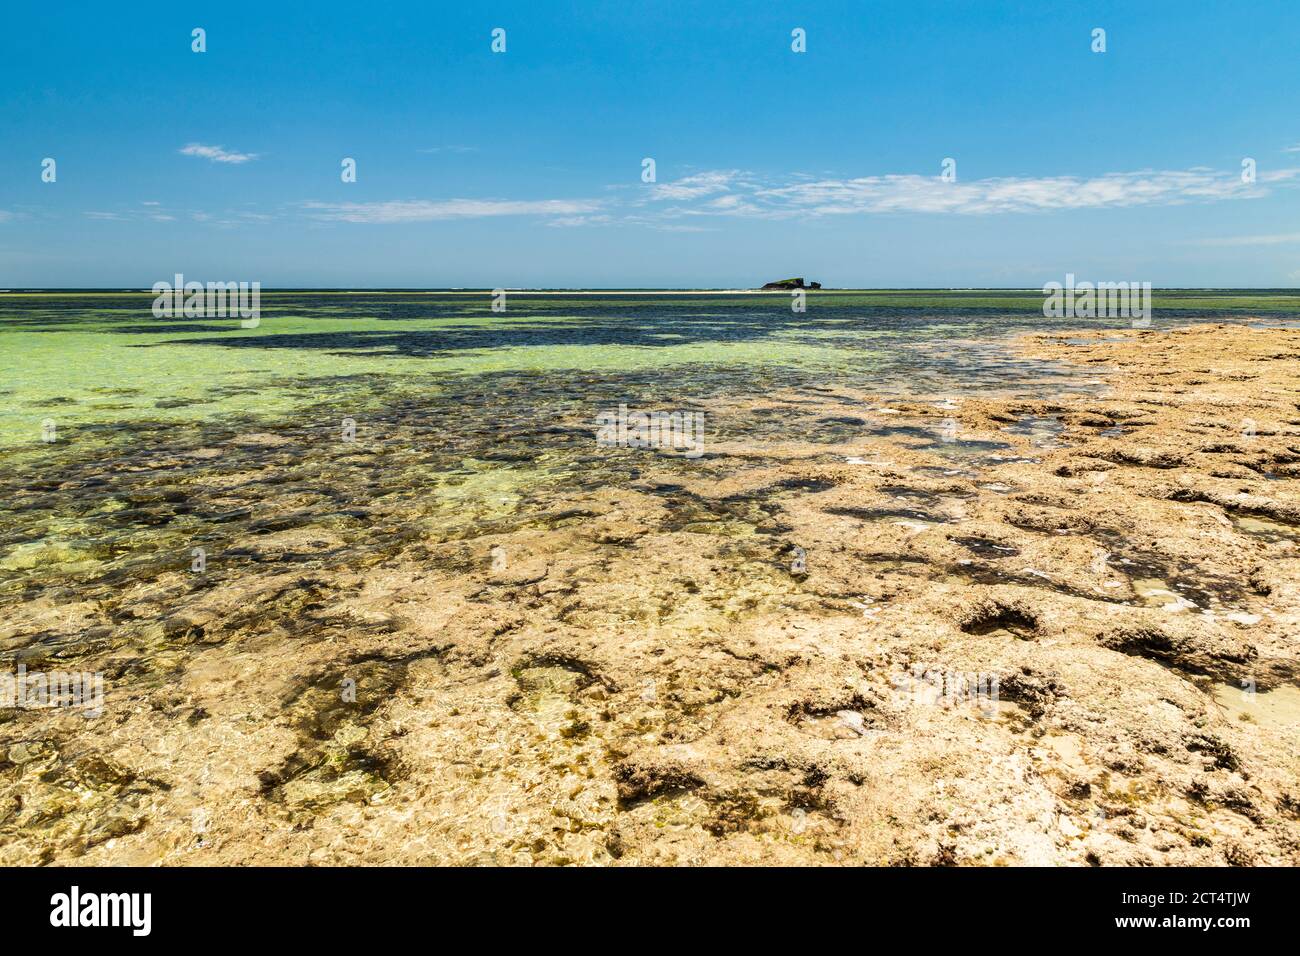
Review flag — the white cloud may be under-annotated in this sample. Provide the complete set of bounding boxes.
[646,170,745,201]
[1192,231,1300,247]
[743,167,1286,218]
[179,143,258,164]
[1284,144,1300,153]
[303,198,603,223]
[586,164,1300,225]
[651,223,716,233]
[284,163,1300,230]
[81,204,264,225]
[547,214,614,228]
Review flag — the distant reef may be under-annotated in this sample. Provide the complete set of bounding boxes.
[760,277,821,290]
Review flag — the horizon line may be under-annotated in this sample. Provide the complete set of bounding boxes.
[4,286,1299,295]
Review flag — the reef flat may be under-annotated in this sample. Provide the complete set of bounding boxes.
[1,295,1298,865]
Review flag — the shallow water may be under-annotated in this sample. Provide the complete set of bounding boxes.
[3,290,1298,609]
[13,289,1296,453]
[1212,683,1300,735]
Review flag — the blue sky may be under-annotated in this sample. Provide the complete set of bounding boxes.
[2,0,1299,287]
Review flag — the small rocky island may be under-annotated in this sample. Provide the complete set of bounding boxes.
[760,277,822,290]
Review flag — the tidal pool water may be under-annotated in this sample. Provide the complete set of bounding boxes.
[2,289,1297,608]
[11,289,1298,452]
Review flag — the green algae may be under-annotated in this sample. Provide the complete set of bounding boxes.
[10,289,1294,459]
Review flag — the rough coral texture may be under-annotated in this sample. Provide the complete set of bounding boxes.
[1,323,1298,866]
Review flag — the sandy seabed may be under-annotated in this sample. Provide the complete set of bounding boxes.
[2,323,1298,866]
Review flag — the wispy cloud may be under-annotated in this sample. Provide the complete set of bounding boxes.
[83,203,268,226]
[303,198,602,223]
[752,168,1294,218]
[85,208,174,222]
[547,214,615,228]
[1192,231,1300,247]
[179,143,258,164]
[648,222,717,233]
[610,165,1300,223]
[417,145,479,154]
[226,163,1300,231]
[1284,144,1300,153]
[645,170,746,201]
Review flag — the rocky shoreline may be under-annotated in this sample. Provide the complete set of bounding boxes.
[2,322,1297,865]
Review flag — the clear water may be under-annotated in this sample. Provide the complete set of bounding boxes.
[2,290,1297,604]
[13,289,1292,453]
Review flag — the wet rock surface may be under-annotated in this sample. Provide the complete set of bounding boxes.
[1,323,1298,865]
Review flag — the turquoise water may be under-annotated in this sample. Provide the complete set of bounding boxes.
[12,288,1294,454]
